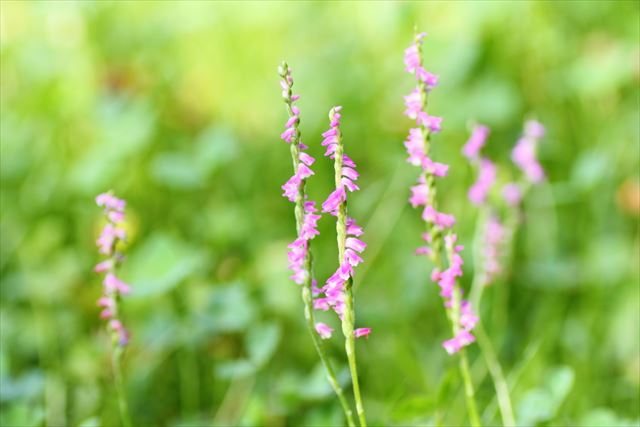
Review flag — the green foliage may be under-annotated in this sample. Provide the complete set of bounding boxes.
[1,1,638,426]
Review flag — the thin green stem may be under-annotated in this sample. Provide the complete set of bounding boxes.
[302,285,356,427]
[111,346,132,427]
[475,322,515,426]
[331,108,367,427]
[343,279,366,426]
[412,31,481,425]
[459,349,482,427]
[468,202,520,426]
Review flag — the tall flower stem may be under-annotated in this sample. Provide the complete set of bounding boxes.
[111,345,132,427]
[468,207,517,426]
[279,62,356,427]
[407,31,482,426]
[441,248,481,427]
[106,262,132,427]
[95,193,133,427]
[332,126,367,427]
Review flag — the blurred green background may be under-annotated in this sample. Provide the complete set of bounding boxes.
[1,1,638,426]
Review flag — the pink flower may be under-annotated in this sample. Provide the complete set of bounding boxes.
[525,119,545,139]
[422,205,456,229]
[354,328,372,338]
[483,216,505,284]
[95,192,131,346]
[104,273,131,295]
[96,224,126,255]
[409,179,430,208]
[94,260,113,273]
[442,330,476,355]
[462,125,490,159]
[346,217,364,236]
[317,107,367,323]
[468,158,496,205]
[404,89,423,120]
[322,187,346,214]
[96,193,125,212]
[512,121,545,184]
[417,114,442,133]
[502,183,522,206]
[315,322,333,339]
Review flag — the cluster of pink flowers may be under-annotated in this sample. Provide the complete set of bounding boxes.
[95,192,130,346]
[435,235,479,354]
[468,159,497,205]
[482,215,505,284]
[463,124,496,205]
[403,32,478,354]
[502,182,522,206]
[279,66,322,286]
[314,106,370,340]
[512,120,546,183]
[462,125,490,159]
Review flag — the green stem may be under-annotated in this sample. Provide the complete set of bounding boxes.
[302,285,356,427]
[413,31,481,425]
[332,109,367,427]
[475,322,515,426]
[111,347,132,427]
[449,280,482,427]
[343,279,366,426]
[459,349,482,427]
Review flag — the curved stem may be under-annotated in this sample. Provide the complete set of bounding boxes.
[475,322,515,426]
[459,349,482,427]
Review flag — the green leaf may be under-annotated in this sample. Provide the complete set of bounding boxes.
[205,283,256,333]
[215,359,256,379]
[124,233,204,298]
[246,322,281,367]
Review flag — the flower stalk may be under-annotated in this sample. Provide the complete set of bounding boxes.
[321,106,368,427]
[95,192,132,427]
[403,31,481,426]
[278,63,356,427]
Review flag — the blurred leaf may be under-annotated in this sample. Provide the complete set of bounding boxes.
[204,282,256,333]
[246,322,281,367]
[390,394,436,424]
[0,370,45,403]
[517,388,555,426]
[0,402,45,427]
[193,126,238,176]
[579,407,639,427]
[216,359,256,379]
[150,152,204,189]
[124,233,205,298]
[516,366,575,425]
[296,363,336,401]
[78,416,101,427]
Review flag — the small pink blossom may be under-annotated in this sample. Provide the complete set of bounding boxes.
[502,183,522,206]
[315,322,333,339]
[462,125,490,159]
[512,120,545,183]
[354,328,372,338]
[442,330,476,355]
[468,158,496,205]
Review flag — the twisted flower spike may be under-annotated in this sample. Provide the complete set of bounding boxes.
[95,191,132,427]
[278,63,356,427]
[318,106,369,426]
[402,32,481,426]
